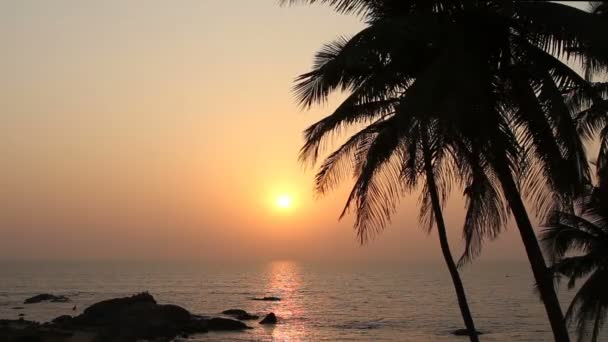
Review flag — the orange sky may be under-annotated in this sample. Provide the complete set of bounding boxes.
[0,1,587,261]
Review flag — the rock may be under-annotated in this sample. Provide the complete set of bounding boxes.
[182,319,209,334]
[207,318,250,331]
[77,298,191,340]
[70,292,251,339]
[222,309,259,320]
[72,292,156,326]
[259,313,277,325]
[11,307,24,310]
[113,303,192,340]
[23,294,69,304]
[452,328,482,336]
[237,313,259,320]
[69,292,199,341]
[51,315,72,325]
[0,320,46,342]
[6,293,254,341]
[252,296,281,301]
[222,309,248,316]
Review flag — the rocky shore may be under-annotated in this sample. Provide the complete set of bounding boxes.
[0,292,277,342]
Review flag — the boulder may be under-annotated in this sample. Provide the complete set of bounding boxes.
[237,313,259,320]
[252,296,281,301]
[68,292,200,341]
[6,293,254,341]
[23,294,69,304]
[72,292,156,326]
[112,303,192,340]
[222,309,259,320]
[51,315,72,326]
[0,320,46,342]
[76,297,192,340]
[259,313,277,325]
[182,319,209,334]
[222,309,248,316]
[207,318,250,331]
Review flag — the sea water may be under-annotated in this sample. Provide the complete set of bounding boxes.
[0,260,601,341]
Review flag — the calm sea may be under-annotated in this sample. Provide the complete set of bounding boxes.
[0,260,602,341]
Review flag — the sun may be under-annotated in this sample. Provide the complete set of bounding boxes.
[276,194,293,209]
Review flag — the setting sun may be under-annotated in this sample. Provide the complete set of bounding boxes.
[276,194,293,209]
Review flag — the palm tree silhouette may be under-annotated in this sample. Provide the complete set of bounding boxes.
[543,160,608,342]
[283,1,608,341]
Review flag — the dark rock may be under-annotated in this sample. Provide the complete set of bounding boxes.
[182,319,209,334]
[237,313,259,320]
[68,292,198,341]
[222,309,248,316]
[83,302,190,340]
[0,320,47,342]
[222,309,259,320]
[5,293,254,341]
[207,318,250,331]
[69,292,242,340]
[452,328,482,336]
[259,313,277,325]
[23,294,69,304]
[72,292,156,326]
[252,296,281,301]
[11,307,24,310]
[51,315,72,325]
[12,334,42,342]
[118,304,191,339]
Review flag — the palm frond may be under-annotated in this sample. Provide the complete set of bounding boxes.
[293,16,439,108]
[279,0,372,15]
[299,97,397,165]
[340,116,410,243]
[565,270,608,342]
[312,118,389,196]
[514,1,608,72]
[542,210,605,259]
[457,143,508,266]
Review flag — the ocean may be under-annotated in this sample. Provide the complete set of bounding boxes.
[0,260,601,341]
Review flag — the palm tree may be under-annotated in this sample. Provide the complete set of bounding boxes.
[302,96,500,340]
[422,133,480,340]
[542,161,608,342]
[542,10,608,335]
[283,1,608,341]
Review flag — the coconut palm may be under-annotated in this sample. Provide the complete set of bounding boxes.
[417,122,508,340]
[283,1,608,341]
[543,161,608,342]
[303,94,504,340]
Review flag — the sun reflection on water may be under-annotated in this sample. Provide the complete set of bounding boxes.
[261,261,308,341]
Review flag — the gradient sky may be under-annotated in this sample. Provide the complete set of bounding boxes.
[0,1,589,261]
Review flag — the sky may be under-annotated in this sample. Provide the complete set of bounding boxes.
[0,1,590,261]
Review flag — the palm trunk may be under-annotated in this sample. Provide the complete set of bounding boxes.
[422,137,480,342]
[493,157,570,342]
